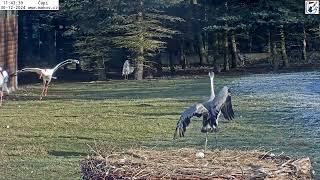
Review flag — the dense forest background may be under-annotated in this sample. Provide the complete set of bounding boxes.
[18,0,320,80]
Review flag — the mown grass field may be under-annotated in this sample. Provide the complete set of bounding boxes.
[0,73,319,179]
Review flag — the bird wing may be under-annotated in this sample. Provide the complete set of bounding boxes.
[220,94,234,120]
[19,68,43,75]
[205,87,234,132]
[174,103,209,138]
[129,66,135,74]
[52,59,78,74]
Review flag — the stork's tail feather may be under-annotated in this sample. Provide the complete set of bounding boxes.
[173,126,185,139]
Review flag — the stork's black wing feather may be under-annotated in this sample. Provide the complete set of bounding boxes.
[221,95,234,120]
[204,102,221,132]
[174,104,208,139]
[206,87,234,132]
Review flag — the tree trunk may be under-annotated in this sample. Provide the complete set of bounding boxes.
[19,12,33,67]
[248,31,252,53]
[198,33,208,65]
[0,11,18,90]
[271,29,279,71]
[169,51,175,74]
[155,59,162,76]
[179,40,187,69]
[223,31,230,71]
[0,11,6,68]
[212,32,218,68]
[135,0,144,80]
[267,29,271,53]
[135,55,144,80]
[279,25,289,68]
[186,0,195,54]
[204,32,209,62]
[319,24,320,40]
[230,31,238,68]
[302,25,308,63]
[41,29,56,66]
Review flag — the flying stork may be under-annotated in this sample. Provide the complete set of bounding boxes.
[18,59,79,100]
[0,67,10,106]
[174,86,235,151]
[122,60,135,80]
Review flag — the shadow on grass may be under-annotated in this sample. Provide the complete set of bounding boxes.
[57,135,97,141]
[136,112,180,116]
[48,150,87,157]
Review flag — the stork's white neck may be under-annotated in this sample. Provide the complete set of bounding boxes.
[209,77,215,100]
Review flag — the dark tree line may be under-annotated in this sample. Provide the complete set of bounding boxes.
[18,0,320,80]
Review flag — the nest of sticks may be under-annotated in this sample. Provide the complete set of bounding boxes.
[81,148,314,179]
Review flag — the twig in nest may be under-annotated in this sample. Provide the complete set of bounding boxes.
[260,148,279,160]
[132,167,147,179]
[86,143,101,157]
[237,163,245,177]
[280,159,294,167]
[123,151,147,160]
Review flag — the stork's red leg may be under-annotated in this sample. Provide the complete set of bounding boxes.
[44,84,49,96]
[40,82,46,100]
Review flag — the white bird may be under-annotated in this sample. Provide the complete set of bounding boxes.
[0,67,10,106]
[174,86,234,151]
[122,60,135,80]
[18,59,80,100]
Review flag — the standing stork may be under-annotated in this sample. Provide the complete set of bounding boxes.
[0,67,10,106]
[18,59,79,100]
[174,86,234,151]
[122,60,135,80]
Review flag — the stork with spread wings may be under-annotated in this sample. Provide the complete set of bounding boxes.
[18,59,79,100]
[174,86,234,151]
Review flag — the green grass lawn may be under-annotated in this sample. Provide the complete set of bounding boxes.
[0,74,319,179]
